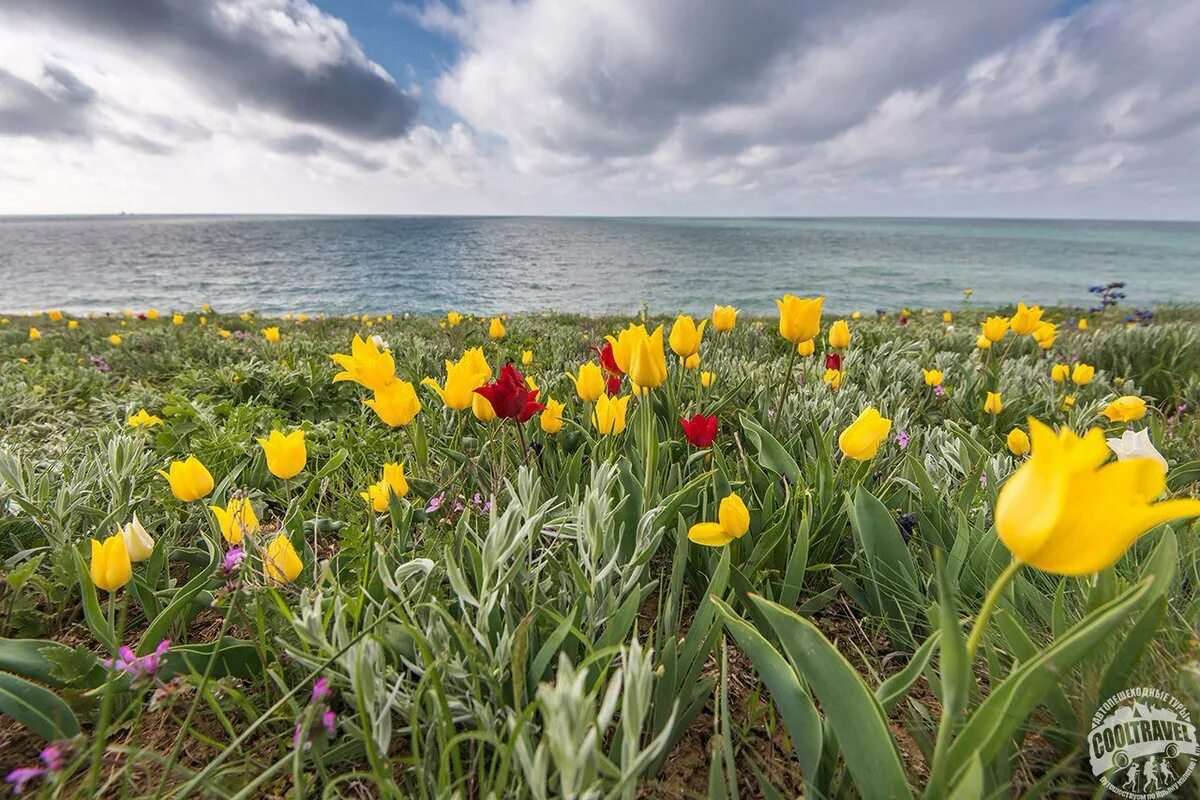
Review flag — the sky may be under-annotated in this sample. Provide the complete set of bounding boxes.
[1,0,1199,218]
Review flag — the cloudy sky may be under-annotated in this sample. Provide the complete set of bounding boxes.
[1,0,1198,218]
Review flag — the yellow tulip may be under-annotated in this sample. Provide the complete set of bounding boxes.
[1051,364,1069,383]
[264,534,303,584]
[127,408,163,428]
[1071,363,1095,385]
[263,326,281,343]
[1009,303,1044,335]
[361,463,409,511]
[472,392,497,422]
[446,311,463,327]
[172,313,184,326]
[775,295,824,343]
[566,362,606,403]
[822,368,845,389]
[90,534,132,592]
[1102,396,1147,423]
[700,371,715,389]
[976,335,992,350]
[459,346,492,380]
[540,398,564,434]
[592,393,630,435]
[1007,428,1030,456]
[984,392,1003,415]
[828,319,851,350]
[838,407,892,461]
[210,497,259,544]
[683,353,700,370]
[981,316,1008,342]
[851,310,862,320]
[108,334,122,345]
[605,324,648,374]
[1032,321,1057,349]
[29,327,40,340]
[365,379,421,427]
[996,419,1200,575]
[711,305,738,332]
[146,309,160,320]
[688,492,751,547]
[628,325,667,390]
[119,514,155,562]
[1078,318,1089,331]
[331,335,396,392]
[159,456,214,502]
[922,369,943,387]
[489,317,506,339]
[797,339,815,357]
[1062,395,1076,410]
[48,310,63,322]
[219,329,232,338]
[942,312,952,324]
[669,316,707,358]
[422,352,490,411]
[68,319,79,329]
[521,350,534,366]
[257,429,306,480]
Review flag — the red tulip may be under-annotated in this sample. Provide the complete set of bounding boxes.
[680,414,718,447]
[824,353,842,371]
[606,374,623,396]
[474,364,545,422]
[596,342,622,375]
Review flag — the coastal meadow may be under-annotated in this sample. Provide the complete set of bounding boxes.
[2,294,1200,797]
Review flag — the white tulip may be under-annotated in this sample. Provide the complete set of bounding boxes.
[1106,428,1168,473]
[120,513,155,562]
[370,334,390,351]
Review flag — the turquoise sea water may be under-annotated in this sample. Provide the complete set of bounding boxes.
[0,215,1197,315]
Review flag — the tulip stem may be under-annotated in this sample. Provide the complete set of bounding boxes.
[772,348,798,422]
[965,558,1023,662]
[86,593,128,796]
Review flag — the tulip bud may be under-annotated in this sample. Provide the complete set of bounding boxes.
[838,407,892,460]
[90,534,132,592]
[1007,428,1030,457]
[828,319,851,350]
[120,514,155,562]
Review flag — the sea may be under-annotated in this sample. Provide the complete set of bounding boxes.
[1,215,1198,315]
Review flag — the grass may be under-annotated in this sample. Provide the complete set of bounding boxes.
[1,301,1199,798]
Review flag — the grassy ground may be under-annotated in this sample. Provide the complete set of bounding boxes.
[1,302,1199,798]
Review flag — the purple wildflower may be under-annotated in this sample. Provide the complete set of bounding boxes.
[933,385,945,396]
[321,710,337,738]
[311,677,331,703]
[107,639,170,681]
[4,744,71,794]
[223,547,246,574]
[895,431,910,449]
[425,492,445,514]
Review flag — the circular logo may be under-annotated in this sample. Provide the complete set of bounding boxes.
[1090,687,1198,798]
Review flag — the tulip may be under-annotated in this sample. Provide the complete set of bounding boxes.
[981,316,1008,342]
[688,492,750,547]
[263,327,281,343]
[679,414,718,447]
[1009,303,1044,335]
[596,341,623,376]
[1032,321,1057,349]
[669,316,707,359]
[605,324,648,374]
[264,534,303,584]
[942,312,952,324]
[996,419,1200,575]
[365,379,421,427]
[422,354,490,411]
[838,407,892,460]
[29,327,40,340]
[108,334,123,345]
[489,317,506,339]
[257,429,307,480]
[68,320,79,329]
[459,347,492,380]
[1062,395,1076,410]
[922,369,943,387]
[90,534,132,592]
[1106,428,1168,472]
[700,371,715,389]
[146,309,160,320]
[1051,364,1069,383]
[824,353,842,371]
[210,497,259,544]
[1071,363,1095,385]
[775,295,824,343]
[172,314,184,326]
[627,326,667,391]
[472,392,497,422]
[1078,318,1089,331]
[474,364,545,421]
[159,456,214,502]
[592,394,630,435]
[797,339,815,357]
[976,335,992,350]
[822,368,845,389]
[446,311,463,326]
[711,305,738,332]
[119,514,155,562]
[219,329,232,338]
[683,354,700,370]
[1102,396,1147,423]
[828,319,851,350]
[361,463,409,511]
[331,335,396,392]
[127,408,163,428]
[540,398,564,434]
[984,392,1003,415]
[566,362,606,403]
[1007,428,1030,457]
[521,350,533,366]
[48,310,63,322]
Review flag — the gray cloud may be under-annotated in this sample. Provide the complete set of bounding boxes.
[0,64,95,138]
[1,0,419,141]
[269,133,386,171]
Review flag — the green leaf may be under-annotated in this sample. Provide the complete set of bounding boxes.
[0,671,80,741]
[849,486,923,645]
[935,554,968,719]
[876,630,940,714]
[740,415,801,483]
[72,547,115,653]
[1097,595,1168,702]
[749,594,912,798]
[138,537,218,656]
[0,638,102,688]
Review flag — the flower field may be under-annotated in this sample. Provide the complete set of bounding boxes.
[2,297,1200,798]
